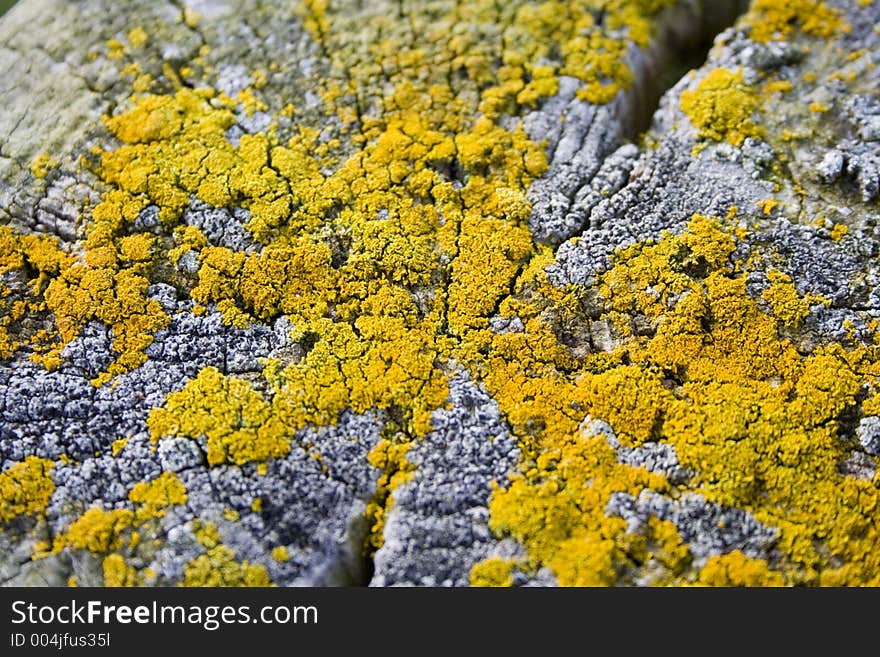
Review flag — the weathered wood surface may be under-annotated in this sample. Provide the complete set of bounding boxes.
[2,0,880,586]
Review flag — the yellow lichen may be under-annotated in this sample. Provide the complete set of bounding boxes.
[469,557,517,587]
[128,472,188,520]
[127,27,148,49]
[762,79,793,95]
[111,437,128,456]
[5,1,684,394]
[132,73,154,93]
[0,226,75,362]
[830,223,849,241]
[106,38,125,60]
[680,68,763,146]
[365,439,415,549]
[147,366,291,466]
[30,153,57,179]
[103,554,139,587]
[757,198,780,216]
[51,472,186,565]
[0,457,55,524]
[0,213,169,384]
[762,268,814,327]
[481,216,880,586]
[182,522,272,586]
[183,8,201,28]
[747,0,847,43]
[271,545,289,562]
[698,551,785,586]
[54,508,134,553]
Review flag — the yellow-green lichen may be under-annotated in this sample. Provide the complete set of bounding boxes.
[128,471,188,520]
[30,153,57,179]
[0,0,692,412]
[111,437,128,456]
[762,268,817,328]
[480,216,880,586]
[830,223,849,241]
[53,507,135,554]
[680,68,763,147]
[0,209,170,383]
[469,557,518,587]
[1,1,689,385]
[746,0,847,43]
[757,198,780,216]
[364,439,415,550]
[127,27,148,49]
[182,522,272,586]
[697,550,785,586]
[147,366,290,466]
[13,0,880,587]
[0,457,55,524]
[50,472,187,566]
[103,554,139,587]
